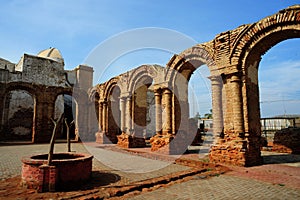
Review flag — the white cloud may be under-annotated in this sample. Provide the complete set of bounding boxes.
[259,60,300,117]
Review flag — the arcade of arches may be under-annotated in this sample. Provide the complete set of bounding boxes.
[1,5,300,166]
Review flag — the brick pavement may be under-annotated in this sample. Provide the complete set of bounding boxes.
[0,142,189,183]
[129,174,300,200]
[0,142,300,199]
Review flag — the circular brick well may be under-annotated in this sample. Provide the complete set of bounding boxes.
[21,153,93,191]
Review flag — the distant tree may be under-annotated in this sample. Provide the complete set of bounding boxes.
[204,109,212,119]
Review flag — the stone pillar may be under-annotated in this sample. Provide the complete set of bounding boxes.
[163,89,172,134]
[209,75,224,143]
[0,94,4,131]
[117,95,146,148]
[120,97,126,133]
[150,87,174,153]
[96,100,111,144]
[102,101,108,133]
[131,95,135,131]
[34,92,55,143]
[154,89,162,135]
[230,74,244,133]
[209,72,248,166]
[98,101,103,131]
[125,96,132,134]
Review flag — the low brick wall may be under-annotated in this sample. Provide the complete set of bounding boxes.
[273,128,300,154]
[21,153,93,192]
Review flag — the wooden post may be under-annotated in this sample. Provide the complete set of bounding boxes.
[47,113,64,165]
[64,119,74,152]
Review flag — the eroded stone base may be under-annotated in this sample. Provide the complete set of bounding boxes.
[150,131,196,155]
[95,131,112,144]
[117,133,146,148]
[209,140,263,167]
[209,144,247,166]
[150,134,173,152]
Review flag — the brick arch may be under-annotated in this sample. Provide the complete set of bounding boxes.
[88,85,100,102]
[163,43,220,136]
[230,5,300,69]
[165,43,216,84]
[99,77,122,143]
[127,65,162,94]
[129,71,154,137]
[103,77,120,101]
[1,82,37,141]
[224,5,300,166]
[87,86,101,123]
[4,82,41,98]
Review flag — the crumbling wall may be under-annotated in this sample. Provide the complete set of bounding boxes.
[273,128,300,154]
[4,90,33,140]
[12,54,66,87]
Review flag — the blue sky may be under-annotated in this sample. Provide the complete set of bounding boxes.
[0,0,299,117]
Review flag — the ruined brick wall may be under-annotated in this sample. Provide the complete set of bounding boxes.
[4,91,33,140]
[13,54,66,87]
[0,49,94,142]
[272,128,300,154]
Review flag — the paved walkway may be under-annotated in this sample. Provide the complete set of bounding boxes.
[0,142,189,184]
[129,174,300,200]
[0,142,300,199]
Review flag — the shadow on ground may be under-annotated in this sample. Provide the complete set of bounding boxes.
[59,171,121,191]
[263,153,300,165]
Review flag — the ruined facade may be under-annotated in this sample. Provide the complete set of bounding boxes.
[0,48,94,142]
[1,5,299,166]
[93,5,300,166]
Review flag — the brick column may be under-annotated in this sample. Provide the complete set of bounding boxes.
[230,74,244,133]
[102,101,107,133]
[120,97,126,133]
[0,93,5,131]
[126,96,132,134]
[131,95,135,132]
[0,94,4,131]
[209,72,247,166]
[163,89,172,134]
[154,89,162,135]
[209,75,224,144]
[96,100,111,144]
[98,101,103,131]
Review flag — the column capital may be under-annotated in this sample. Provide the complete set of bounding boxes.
[162,88,172,95]
[208,75,223,85]
[120,92,132,98]
[102,100,108,106]
[98,98,103,104]
[119,96,127,101]
[154,88,162,95]
[230,73,242,83]
[221,71,242,82]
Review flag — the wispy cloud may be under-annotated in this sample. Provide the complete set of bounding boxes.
[259,60,300,116]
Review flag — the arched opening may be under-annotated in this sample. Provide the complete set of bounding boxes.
[133,75,154,140]
[169,56,220,155]
[244,32,300,165]
[107,85,121,143]
[188,65,214,153]
[2,90,34,141]
[54,94,76,140]
[258,38,300,163]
